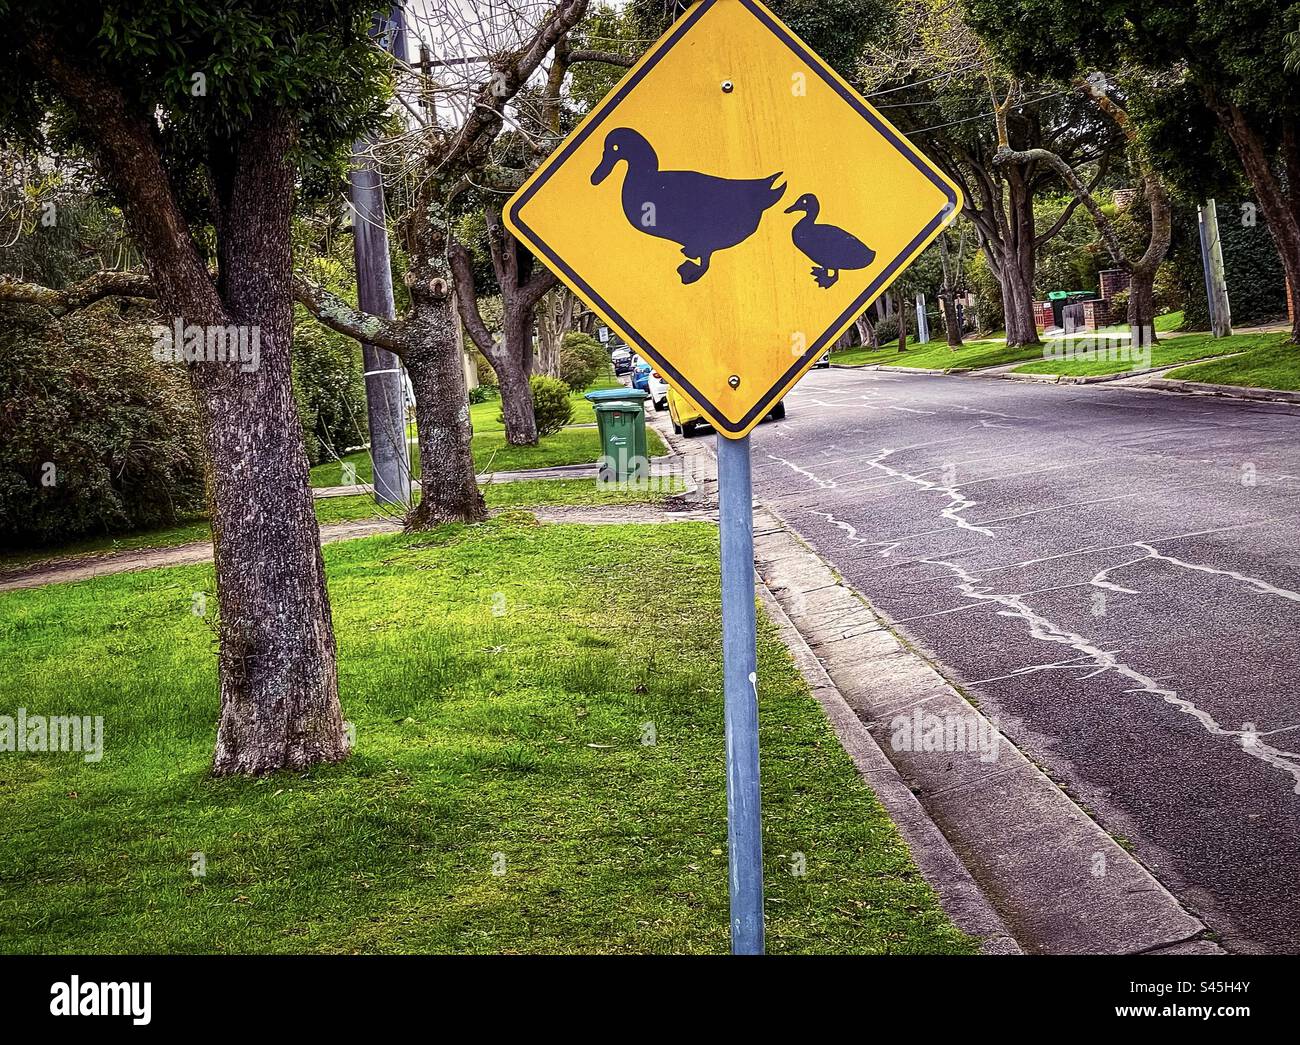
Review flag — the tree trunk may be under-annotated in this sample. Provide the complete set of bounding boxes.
[938,231,964,349]
[999,261,1039,346]
[939,291,963,348]
[495,353,538,447]
[856,314,878,350]
[534,286,573,378]
[1127,266,1158,350]
[494,307,538,446]
[405,292,486,528]
[896,289,909,351]
[207,112,346,775]
[1209,94,1300,344]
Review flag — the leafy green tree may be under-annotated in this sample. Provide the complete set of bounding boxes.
[0,1,388,774]
[963,0,1300,343]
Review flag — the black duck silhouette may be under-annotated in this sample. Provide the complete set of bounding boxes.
[785,193,875,289]
[591,127,786,284]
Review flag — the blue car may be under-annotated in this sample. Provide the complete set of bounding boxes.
[631,359,652,392]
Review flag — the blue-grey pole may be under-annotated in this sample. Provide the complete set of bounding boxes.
[717,432,764,954]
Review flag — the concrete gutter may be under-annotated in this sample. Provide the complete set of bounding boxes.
[757,569,1022,954]
[753,505,1221,956]
[1128,377,1300,405]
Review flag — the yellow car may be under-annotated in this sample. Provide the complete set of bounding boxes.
[667,385,785,437]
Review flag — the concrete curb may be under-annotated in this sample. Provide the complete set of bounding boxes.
[756,571,1022,954]
[1132,377,1300,404]
[1000,369,1156,386]
[753,504,1221,956]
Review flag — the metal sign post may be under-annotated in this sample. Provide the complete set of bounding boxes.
[717,433,763,954]
[501,0,963,954]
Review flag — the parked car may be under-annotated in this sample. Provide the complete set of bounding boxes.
[667,386,784,437]
[610,346,633,375]
[647,370,670,411]
[631,359,652,392]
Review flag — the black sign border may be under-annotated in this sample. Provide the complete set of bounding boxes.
[506,0,960,435]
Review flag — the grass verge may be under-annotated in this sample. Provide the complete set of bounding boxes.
[1164,333,1299,391]
[0,518,974,954]
[0,478,682,572]
[1010,330,1273,378]
[830,337,1042,371]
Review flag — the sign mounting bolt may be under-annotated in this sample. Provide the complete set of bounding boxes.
[729,375,740,389]
[721,80,734,93]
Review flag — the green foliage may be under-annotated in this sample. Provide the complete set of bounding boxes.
[1218,206,1288,326]
[558,331,608,391]
[0,303,206,545]
[0,2,391,218]
[469,384,499,405]
[1169,201,1288,330]
[966,250,1004,333]
[1034,197,1103,295]
[528,375,574,438]
[559,345,599,392]
[291,307,366,466]
[873,314,900,345]
[964,1,1300,204]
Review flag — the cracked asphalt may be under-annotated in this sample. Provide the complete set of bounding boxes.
[741,367,1300,953]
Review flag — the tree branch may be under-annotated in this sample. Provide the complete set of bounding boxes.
[1034,151,1110,249]
[567,49,636,68]
[994,145,1124,263]
[449,242,499,357]
[0,270,155,315]
[292,277,409,354]
[519,266,559,311]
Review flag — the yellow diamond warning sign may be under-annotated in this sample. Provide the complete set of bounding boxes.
[505,0,963,438]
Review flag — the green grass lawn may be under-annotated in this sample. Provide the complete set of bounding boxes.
[0,479,682,572]
[310,396,666,487]
[830,336,1043,372]
[1166,332,1300,390]
[1011,330,1269,378]
[1156,310,1185,332]
[0,518,973,954]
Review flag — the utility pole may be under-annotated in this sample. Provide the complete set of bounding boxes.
[915,292,930,344]
[349,4,412,506]
[1198,199,1232,338]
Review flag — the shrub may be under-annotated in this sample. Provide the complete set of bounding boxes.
[874,315,900,345]
[1109,287,1130,322]
[529,375,573,437]
[559,344,599,391]
[473,350,498,388]
[0,302,207,546]
[469,384,499,404]
[563,331,607,367]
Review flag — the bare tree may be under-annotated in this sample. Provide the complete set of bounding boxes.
[297,0,593,522]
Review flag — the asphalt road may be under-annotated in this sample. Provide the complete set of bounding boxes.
[746,366,1300,954]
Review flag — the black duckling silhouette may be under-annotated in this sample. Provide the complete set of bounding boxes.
[785,193,875,289]
[591,127,786,284]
